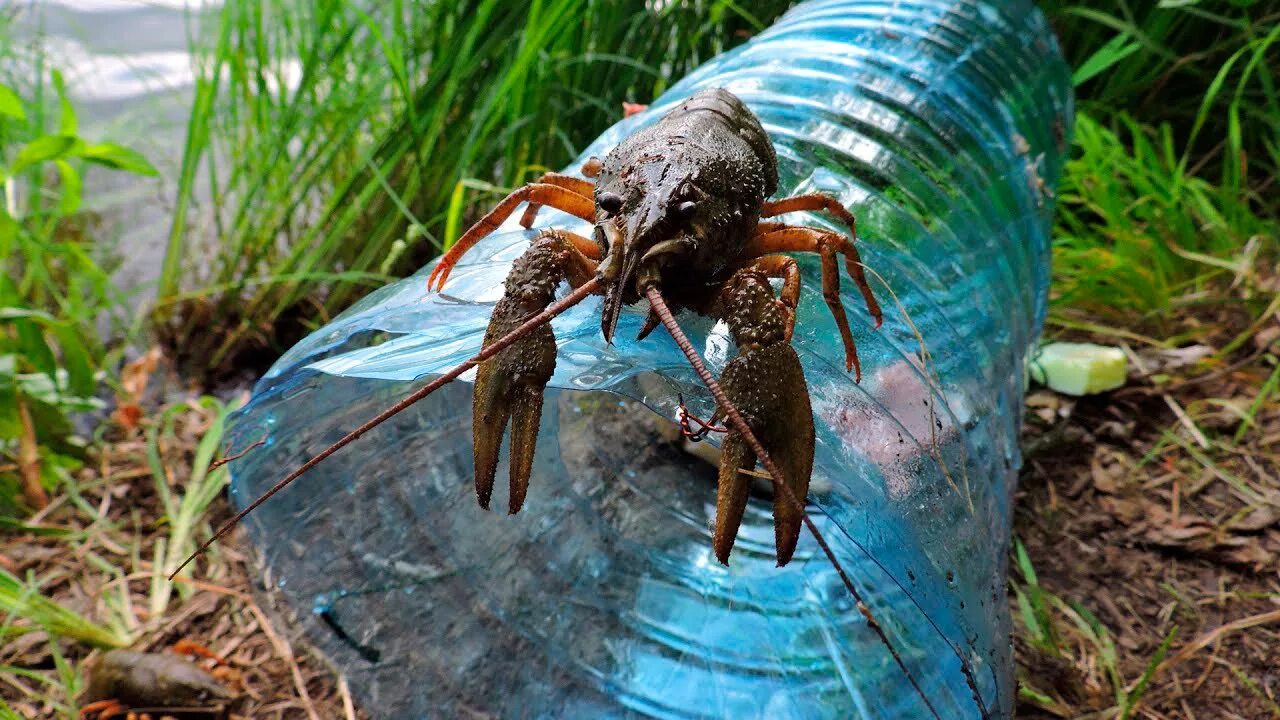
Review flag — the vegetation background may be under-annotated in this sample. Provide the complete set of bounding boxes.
[1,0,1276,718]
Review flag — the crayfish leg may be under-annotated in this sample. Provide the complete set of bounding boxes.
[473,230,599,512]
[518,172,598,229]
[428,183,597,291]
[713,270,816,565]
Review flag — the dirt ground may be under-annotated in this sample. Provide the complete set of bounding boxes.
[2,335,1276,719]
[1014,341,1279,719]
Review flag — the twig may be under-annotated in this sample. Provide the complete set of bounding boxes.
[209,438,267,472]
[1155,609,1280,676]
[98,570,249,601]
[339,675,357,720]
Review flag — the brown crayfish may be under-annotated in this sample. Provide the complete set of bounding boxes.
[429,87,882,564]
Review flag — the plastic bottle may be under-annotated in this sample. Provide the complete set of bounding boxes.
[224,1,1071,717]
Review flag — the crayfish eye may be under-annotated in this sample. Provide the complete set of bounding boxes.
[598,191,623,215]
[676,200,698,221]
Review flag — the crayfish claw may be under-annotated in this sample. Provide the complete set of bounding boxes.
[472,322,554,513]
[636,308,662,341]
[713,434,754,564]
[506,385,544,514]
[716,345,814,565]
[712,271,815,565]
[471,235,566,513]
[471,389,504,511]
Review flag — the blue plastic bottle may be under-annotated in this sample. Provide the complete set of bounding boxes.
[223,1,1071,717]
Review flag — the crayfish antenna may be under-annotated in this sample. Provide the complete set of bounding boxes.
[169,276,604,581]
[643,284,947,720]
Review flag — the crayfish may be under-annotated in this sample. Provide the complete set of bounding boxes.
[429,87,882,564]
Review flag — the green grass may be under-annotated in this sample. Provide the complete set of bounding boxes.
[158,0,790,376]
[0,567,131,649]
[1013,539,1179,719]
[145,396,236,619]
[1043,0,1278,346]
[1044,0,1279,202]
[1050,112,1276,337]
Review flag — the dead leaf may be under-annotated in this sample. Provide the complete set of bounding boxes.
[16,395,47,509]
[1138,345,1214,375]
[1253,324,1279,352]
[1220,536,1273,568]
[112,348,163,431]
[1090,448,1122,494]
[120,347,163,400]
[110,404,144,431]
[1145,522,1214,544]
[1100,495,1142,523]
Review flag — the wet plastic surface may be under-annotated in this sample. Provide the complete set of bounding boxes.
[224,1,1071,717]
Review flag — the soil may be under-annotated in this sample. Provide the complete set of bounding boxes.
[1013,342,1280,719]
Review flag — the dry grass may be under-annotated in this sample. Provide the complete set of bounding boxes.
[0,397,361,719]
